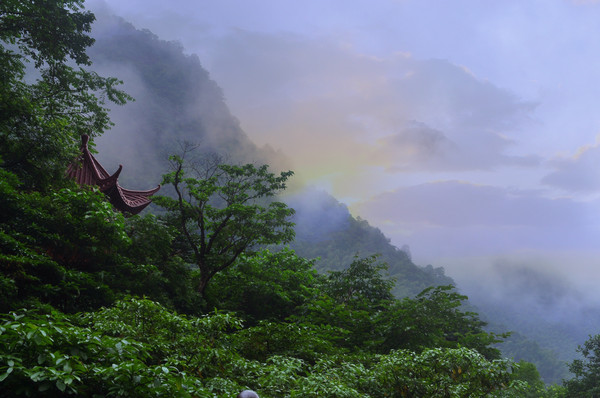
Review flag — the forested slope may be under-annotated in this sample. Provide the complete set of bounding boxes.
[287,189,454,297]
[88,14,286,188]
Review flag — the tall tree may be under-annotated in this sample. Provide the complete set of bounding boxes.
[565,334,600,397]
[0,0,131,189]
[324,255,395,306]
[207,248,319,323]
[377,285,505,359]
[154,152,295,299]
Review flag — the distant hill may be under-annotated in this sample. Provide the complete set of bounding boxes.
[286,188,455,297]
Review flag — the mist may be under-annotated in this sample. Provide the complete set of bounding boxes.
[85,9,291,191]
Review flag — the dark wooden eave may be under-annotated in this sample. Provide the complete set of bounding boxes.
[67,135,160,215]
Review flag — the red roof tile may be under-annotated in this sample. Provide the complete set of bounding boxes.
[67,135,160,214]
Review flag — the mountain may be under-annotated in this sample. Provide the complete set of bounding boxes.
[88,14,288,190]
[287,188,454,297]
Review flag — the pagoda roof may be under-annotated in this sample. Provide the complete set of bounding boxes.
[67,135,160,215]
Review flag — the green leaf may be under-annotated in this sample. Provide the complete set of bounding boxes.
[38,382,52,392]
[56,379,66,392]
[0,368,12,382]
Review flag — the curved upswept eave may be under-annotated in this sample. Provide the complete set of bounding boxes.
[67,135,160,215]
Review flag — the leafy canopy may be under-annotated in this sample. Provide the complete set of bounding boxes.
[0,0,131,189]
[154,152,295,298]
[564,334,600,397]
[207,248,319,323]
[0,299,531,398]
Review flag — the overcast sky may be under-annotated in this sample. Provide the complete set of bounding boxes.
[89,0,600,296]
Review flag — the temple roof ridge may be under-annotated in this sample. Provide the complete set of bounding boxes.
[67,135,160,215]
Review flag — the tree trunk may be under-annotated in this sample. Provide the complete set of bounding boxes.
[197,271,212,299]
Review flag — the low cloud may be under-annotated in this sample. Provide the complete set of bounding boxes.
[355,180,588,228]
[445,251,600,334]
[354,180,600,260]
[371,121,456,171]
[491,258,580,308]
[542,139,600,192]
[203,30,538,196]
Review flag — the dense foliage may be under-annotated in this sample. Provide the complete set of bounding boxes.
[0,1,588,396]
[153,152,295,299]
[0,165,566,396]
[0,0,130,190]
[563,334,600,397]
[0,298,528,398]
